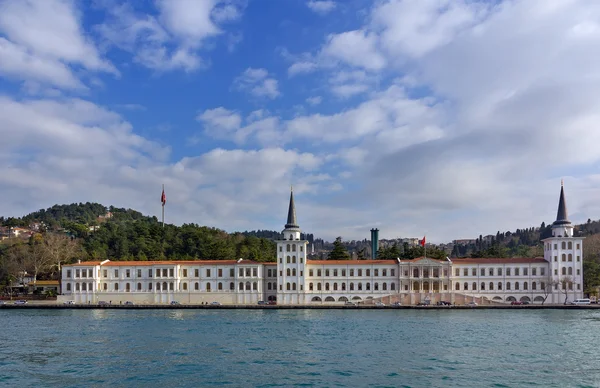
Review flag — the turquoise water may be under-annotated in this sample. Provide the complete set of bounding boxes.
[1,309,600,387]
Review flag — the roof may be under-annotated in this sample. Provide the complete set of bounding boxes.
[65,260,267,267]
[307,260,398,265]
[32,280,60,285]
[284,189,299,229]
[450,257,547,264]
[553,183,571,226]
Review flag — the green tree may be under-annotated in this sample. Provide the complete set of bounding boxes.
[328,237,350,260]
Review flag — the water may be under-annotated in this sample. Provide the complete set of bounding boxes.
[1,309,600,387]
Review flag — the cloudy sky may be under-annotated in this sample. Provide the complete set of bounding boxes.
[1,0,599,243]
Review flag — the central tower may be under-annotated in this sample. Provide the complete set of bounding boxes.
[276,187,308,305]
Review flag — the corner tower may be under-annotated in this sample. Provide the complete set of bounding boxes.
[542,181,584,303]
[276,187,308,305]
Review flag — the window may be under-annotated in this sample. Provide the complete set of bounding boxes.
[230,282,235,290]
[287,282,291,291]
[292,244,296,252]
[472,282,477,290]
[481,282,485,290]
[88,269,93,277]
[515,268,520,276]
[455,283,460,291]
[562,267,566,275]
[286,244,290,252]
[541,268,545,276]
[489,282,493,290]
[391,283,396,290]
[333,283,338,291]
[230,269,234,277]
[391,269,395,276]
[239,268,244,277]
[206,269,211,277]
[253,282,258,290]
[506,268,511,276]
[488,268,493,276]
[195,282,199,290]
[374,282,379,291]
[67,270,72,278]
[292,283,296,291]
[358,269,363,276]
[568,267,572,275]
[126,269,131,278]
[562,254,566,262]
[206,283,211,291]
[137,282,142,291]
[342,269,346,276]
[169,269,174,277]
[523,282,528,290]
[481,268,485,276]
[300,246,303,252]
[309,269,314,277]
[532,282,536,290]
[75,283,80,291]
[366,269,371,276]
[350,282,354,290]
[325,283,330,291]
[464,282,468,290]
[317,283,322,291]
[253,268,257,277]
[183,269,188,277]
[267,269,271,277]
[382,269,387,277]
[498,282,502,290]
[114,283,119,291]
[568,241,572,249]
[66,283,71,291]
[325,269,330,277]
[279,246,282,252]
[309,283,313,291]
[455,268,460,276]
[532,268,537,276]
[577,256,580,262]
[554,269,558,275]
[568,254,572,262]
[366,283,371,290]
[239,282,243,290]
[103,283,107,290]
[515,282,519,290]
[162,269,167,277]
[577,243,580,250]
[183,283,188,291]
[506,282,511,290]
[287,268,291,276]
[577,269,580,275]
[114,269,119,278]
[472,268,476,276]
[280,271,282,276]
[554,244,557,249]
[374,269,379,277]
[279,258,282,264]
[463,268,468,276]
[292,268,296,276]
[300,257,303,263]
[333,269,338,277]
[562,241,566,249]
[76,269,80,278]
[292,256,296,264]
[317,269,322,276]
[104,270,108,278]
[218,269,223,277]
[286,256,290,264]
[498,268,502,276]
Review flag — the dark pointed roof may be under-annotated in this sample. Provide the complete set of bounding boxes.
[285,188,299,229]
[553,181,571,226]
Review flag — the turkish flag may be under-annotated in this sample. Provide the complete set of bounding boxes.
[420,236,426,246]
[161,189,166,206]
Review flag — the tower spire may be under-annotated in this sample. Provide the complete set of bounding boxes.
[285,187,299,229]
[553,181,570,226]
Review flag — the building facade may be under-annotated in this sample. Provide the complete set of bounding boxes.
[59,183,584,305]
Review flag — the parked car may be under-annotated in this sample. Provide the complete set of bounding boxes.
[466,301,478,307]
[268,300,277,305]
[375,302,385,307]
[14,300,27,305]
[345,301,356,306]
[437,301,452,306]
[211,301,221,306]
[170,301,180,305]
[124,301,134,306]
[98,301,109,306]
[64,301,75,305]
[392,302,401,307]
[511,301,523,305]
[258,301,267,305]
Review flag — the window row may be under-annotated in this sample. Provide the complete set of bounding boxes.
[69,267,262,280]
[554,267,579,276]
[546,241,580,251]
[308,268,396,277]
[553,254,580,262]
[454,281,546,291]
[67,281,261,292]
[403,268,447,278]
[279,243,304,252]
[453,267,547,277]
[307,282,396,292]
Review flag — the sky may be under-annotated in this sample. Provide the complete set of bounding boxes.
[1,0,600,243]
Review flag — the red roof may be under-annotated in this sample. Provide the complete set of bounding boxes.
[307,260,398,265]
[450,257,547,264]
[66,260,267,267]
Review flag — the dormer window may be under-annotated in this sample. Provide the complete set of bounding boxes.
[289,234,293,240]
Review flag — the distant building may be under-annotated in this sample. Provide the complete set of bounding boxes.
[59,183,583,305]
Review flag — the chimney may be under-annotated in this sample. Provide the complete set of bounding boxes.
[370,228,379,259]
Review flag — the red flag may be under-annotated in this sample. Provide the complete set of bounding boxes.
[420,236,426,246]
[161,189,166,206]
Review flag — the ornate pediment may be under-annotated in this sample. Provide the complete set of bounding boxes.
[404,257,447,266]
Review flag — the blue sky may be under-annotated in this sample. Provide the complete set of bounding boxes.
[1,0,600,243]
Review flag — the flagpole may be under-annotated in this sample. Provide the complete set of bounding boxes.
[161,183,165,228]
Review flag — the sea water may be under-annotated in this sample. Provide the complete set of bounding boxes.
[1,308,599,387]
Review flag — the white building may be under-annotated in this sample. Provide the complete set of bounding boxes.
[58,183,583,305]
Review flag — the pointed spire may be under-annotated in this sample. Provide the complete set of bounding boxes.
[553,181,571,226]
[285,187,299,229]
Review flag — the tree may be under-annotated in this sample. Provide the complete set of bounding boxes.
[555,276,574,305]
[540,280,552,305]
[328,237,350,260]
[41,233,82,278]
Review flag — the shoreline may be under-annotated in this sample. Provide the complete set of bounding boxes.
[2,304,600,310]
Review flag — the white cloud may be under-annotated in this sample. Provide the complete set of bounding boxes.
[321,29,386,70]
[307,0,336,15]
[306,96,322,106]
[233,68,281,99]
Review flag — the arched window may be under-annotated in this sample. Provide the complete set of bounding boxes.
[374,282,379,291]
[568,241,572,249]
[125,283,130,292]
[300,257,303,263]
[317,283,322,291]
[412,281,418,291]
[366,283,371,291]
[75,283,80,291]
[239,282,243,290]
[472,282,477,291]
[137,282,142,291]
[489,282,494,290]
[300,246,303,252]
[464,282,468,291]
[562,241,566,249]
[498,282,502,290]
[562,254,566,262]
[245,282,250,290]
[413,268,419,278]
[162,282,167,291]
[170,282,174,291]
[156,282,161,291]
[382,282,387,291]
[82,283,87,291]
[115,283,119,291]
[481,282,485,290]
[562,267,566,275]
[286,244,291,252]
[333,283,338,291]
[287,256,290,264]
[506,282,511,290]
[325,282,330,291]
[523,282,528,290]
[350,282,354,291]
[292,268,296,276]
[182,283,188,291]
[391,283,395,290]
[532,282,537,290]
[309,283,314,291]
[230,282,234,290]
[292,256,296,263]
[286,282,291,291]
[292,283,296,291]
[455,283,460,291]
[289,234,293,240]
[66,283,71,291]
[286,268,291,276]
[253,282,258,290]
[218,282,223,290]
[568,267,573,275]
[103,283,108,290]
[195,282,199,290]
[342,283,346,291]
[292,244,296,252]
[358,283,363,291]
[568,254,572,262]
